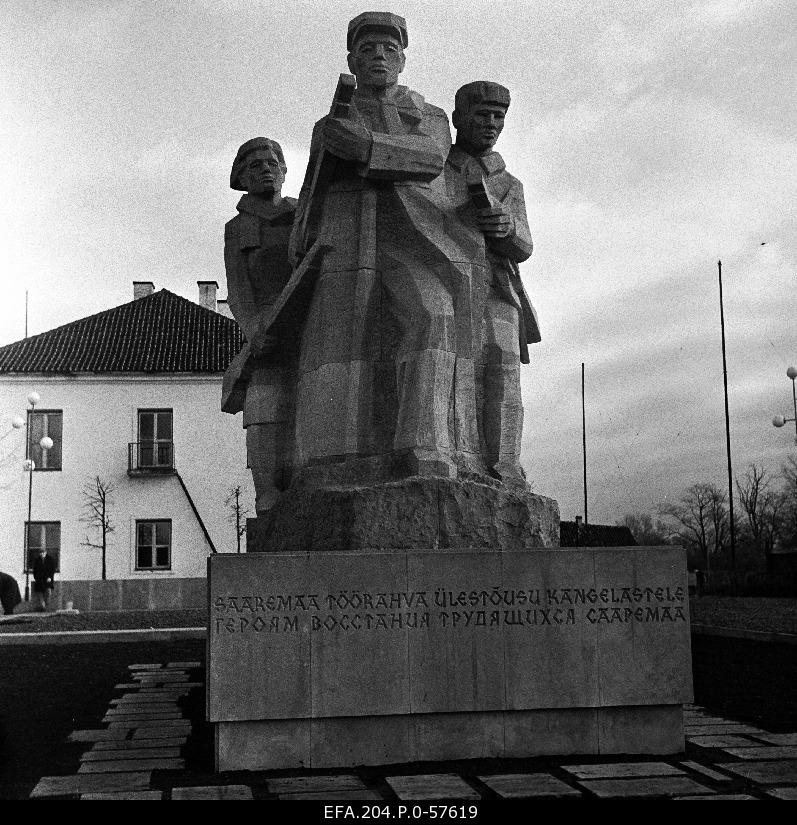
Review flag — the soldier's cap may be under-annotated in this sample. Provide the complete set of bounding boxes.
[230,137,286,191]
[347,11,408,50]
[454,81,511,113]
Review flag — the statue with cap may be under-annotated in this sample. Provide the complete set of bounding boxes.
[288,11,489,486]
[222,137,298,515]
[444,81,540,485]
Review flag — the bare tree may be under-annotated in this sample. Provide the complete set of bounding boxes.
[80,475,114,580]
[736,464,784,555]
[778,454,797,550]
[619,512,669,545]
[660,483,728,571]
[225,485,251,554]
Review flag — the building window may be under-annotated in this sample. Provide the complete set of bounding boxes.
[25,522,61,572]
[27,410,62,470]
[136,520,172,570]
[137,409,173,468]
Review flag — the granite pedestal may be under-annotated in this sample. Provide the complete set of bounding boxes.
[207,546,692,770]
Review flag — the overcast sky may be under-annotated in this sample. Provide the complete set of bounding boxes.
[1,0,795,524]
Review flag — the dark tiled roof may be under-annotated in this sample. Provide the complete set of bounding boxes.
[0,290,243,374]
[560,522,638,547]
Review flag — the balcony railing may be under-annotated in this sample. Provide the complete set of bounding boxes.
[128,441,175,475]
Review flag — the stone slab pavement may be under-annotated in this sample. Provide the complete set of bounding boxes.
[26,669,797,802]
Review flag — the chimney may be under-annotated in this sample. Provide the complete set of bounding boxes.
[198,280,218,312]
[216,298,234,319]
[133,281,154,300]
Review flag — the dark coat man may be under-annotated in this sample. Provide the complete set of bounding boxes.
[32,550,56,610]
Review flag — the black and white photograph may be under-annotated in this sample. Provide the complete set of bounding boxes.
[1,0,795,809]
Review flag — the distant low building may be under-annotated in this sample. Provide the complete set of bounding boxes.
[559,518,637,547]
[0,282,251,607]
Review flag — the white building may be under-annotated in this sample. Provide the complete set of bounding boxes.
[0,282,253,605]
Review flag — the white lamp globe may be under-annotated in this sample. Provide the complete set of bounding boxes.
[11,415,25,429]
[773,415,786,428]
[27,391,40,406]
[40,436,54,450]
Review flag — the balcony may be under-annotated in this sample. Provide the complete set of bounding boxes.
[128,441,175,476]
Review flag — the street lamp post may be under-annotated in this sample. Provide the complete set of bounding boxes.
[772,365,797,445]
[12,391,52,602]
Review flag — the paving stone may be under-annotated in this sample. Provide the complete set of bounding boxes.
[267,775,369,793]
[111,695,181,705]
[105,707,182,716]
[82,747,181,762]
[687,734,766,748]
[680,761,734,782]
[765,787,797,800]
[167,661,201,668]
[684,717,738,726]
[279,790,384,800]
[68,729,130,742]
[94,738,186,751]
[78,758,185,773]
[562,762,685,780]
[722,746,797,761]
[478,773,581,798]
[754,733,797,746]
[128,664,162,671]
[109,718,190,730]
[132,727,191,740]
[579,777,713,798]
[673,794,757,800]
[685,725,766,735]
[30,772,152,798]
[81,791,163,800]
[385,775,480,801]
[105,709,181,718]
[718,761,797,785]
[135,673,189,681]
[172,785,253,800]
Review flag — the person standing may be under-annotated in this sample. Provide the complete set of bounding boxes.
[32,548,56,611]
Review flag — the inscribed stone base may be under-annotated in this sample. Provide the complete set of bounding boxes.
[208,546,691,770]
[214,706,685,771]
[249,476,560,552]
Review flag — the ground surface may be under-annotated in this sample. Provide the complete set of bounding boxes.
[690,597,797,634]
[1,598,796,802]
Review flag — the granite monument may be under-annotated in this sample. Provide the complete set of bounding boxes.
[212,11,692,771]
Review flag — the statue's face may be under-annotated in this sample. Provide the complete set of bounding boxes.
[455,103,507,155]
[347,32,405,89]
[239,148,285,196]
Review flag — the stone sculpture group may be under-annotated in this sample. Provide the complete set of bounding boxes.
[208,12,692,771]
[222,11,556,549]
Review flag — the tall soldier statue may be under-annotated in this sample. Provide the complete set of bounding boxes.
[289,12,488,485]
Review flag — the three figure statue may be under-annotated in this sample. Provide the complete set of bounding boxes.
[223,12,540,518]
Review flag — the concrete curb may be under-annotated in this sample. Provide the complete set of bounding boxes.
[691,623,797,646]
[0,627,206,646]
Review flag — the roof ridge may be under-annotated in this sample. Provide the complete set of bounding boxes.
[0,289,243,374]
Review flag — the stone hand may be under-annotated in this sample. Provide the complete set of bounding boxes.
[322,118,371,162]
[477,205,515,239]
[249,329,278,358]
